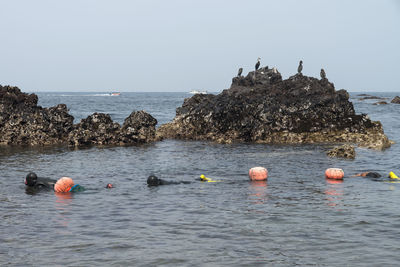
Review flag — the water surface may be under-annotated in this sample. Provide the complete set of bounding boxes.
[1,92,400,266]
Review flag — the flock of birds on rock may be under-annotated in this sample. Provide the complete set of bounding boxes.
[237,58,327,80]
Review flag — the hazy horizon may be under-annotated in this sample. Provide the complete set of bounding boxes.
[1,0,399,92]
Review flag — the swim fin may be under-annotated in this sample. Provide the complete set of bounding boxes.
[389,171,399,179]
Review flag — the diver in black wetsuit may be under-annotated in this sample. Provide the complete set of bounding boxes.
[147,175,191,186]
[352,172,382,178]
[25,172,57,190]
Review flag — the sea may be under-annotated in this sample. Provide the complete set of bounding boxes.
[1,91,400,266]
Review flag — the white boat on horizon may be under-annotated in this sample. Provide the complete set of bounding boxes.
[189,90,208,95]
[110,92,121,96]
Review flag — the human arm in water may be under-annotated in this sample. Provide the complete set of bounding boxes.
[351,172,381,178]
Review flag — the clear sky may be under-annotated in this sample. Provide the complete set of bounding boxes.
[0,0,399,92]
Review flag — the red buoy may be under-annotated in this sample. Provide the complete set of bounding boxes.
[54,177,75,192]
[249,167,268,181]
[325,168,344,180]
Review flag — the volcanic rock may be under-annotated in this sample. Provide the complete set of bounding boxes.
[390,96,400,104]
[359,96,386,100]
[373,101,388,105]
[68,111,157,147]
[121,110,158,143]
[158,67,391,150]
[327,144,355,159]
[357,94,371,97]
[0,85,158,147]
[0,85,74,145]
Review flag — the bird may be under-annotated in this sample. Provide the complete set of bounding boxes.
[297,60,303,74]
[237,67,243,77]
[255,57,261,71]
[320,68,326,79]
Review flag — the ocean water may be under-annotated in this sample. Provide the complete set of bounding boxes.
[1,91,400,266]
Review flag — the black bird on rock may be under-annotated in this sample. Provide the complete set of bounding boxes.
[320,68,326,79]
[237,67,243,77]
[297,60,303,74]
[255,57,261,71]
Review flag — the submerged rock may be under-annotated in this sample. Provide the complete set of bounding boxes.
[158,67,391,150]
[359,96,386,100]
[391,96,400,104]
[373,101,388,105]
[0,85,157,147]
[327,144,355,159]
[0,85,74,145]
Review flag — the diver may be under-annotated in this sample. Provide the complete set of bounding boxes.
[24,172,57,191]
[25,172,87,193]
[147,175,192,186]
[352,171,400,180]
[352,172,382,178]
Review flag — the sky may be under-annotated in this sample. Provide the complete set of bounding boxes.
[0,0,399,92]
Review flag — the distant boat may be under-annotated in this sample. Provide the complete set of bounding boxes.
[110,92,121,96]
[189,90,208,95]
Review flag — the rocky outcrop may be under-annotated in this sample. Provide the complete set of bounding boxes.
[391,96,400,104]
[121,110,158,143]
[327,144,355,159]
[0,85,157,147]
[359,96,386,100]
[373,101,388,105]
[158,67,391,150]
[0,85,74,145]
[67,111,157,147]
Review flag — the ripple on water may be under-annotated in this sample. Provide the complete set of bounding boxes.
[2,92,400,265]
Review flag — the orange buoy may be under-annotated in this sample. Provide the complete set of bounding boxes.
[54,177,75,193]
[325,168,344,180]
[249,167,268,181]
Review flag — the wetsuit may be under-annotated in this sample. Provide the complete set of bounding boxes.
[364,172,381,178]
[25,177,57,194]
[147,175,191,186]
[36,178,57,189]
[158,179,191,186]
[354,172,382,178]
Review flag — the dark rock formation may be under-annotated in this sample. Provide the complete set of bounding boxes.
[327,144,355,159]
[359,96,386,100]
[0,85,74,145]
[391,96,400,104]
[357,94,371,97]
[373,101,388,105]
[121,110,158,143]
[0,85,157,147]
[68,111,157,147]
[158,67,391,150]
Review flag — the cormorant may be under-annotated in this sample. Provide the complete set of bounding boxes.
[320,68,326,79]
[255,57,261,71]
[237,67,243,77]
[297,60,303,74]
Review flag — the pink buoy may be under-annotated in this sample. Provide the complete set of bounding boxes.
[325,168,344,180]
[249,167,268,181]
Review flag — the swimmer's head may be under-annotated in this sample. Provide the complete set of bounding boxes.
[106,183,113,189]
[25,172,38,186]
[147,175,160,186]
